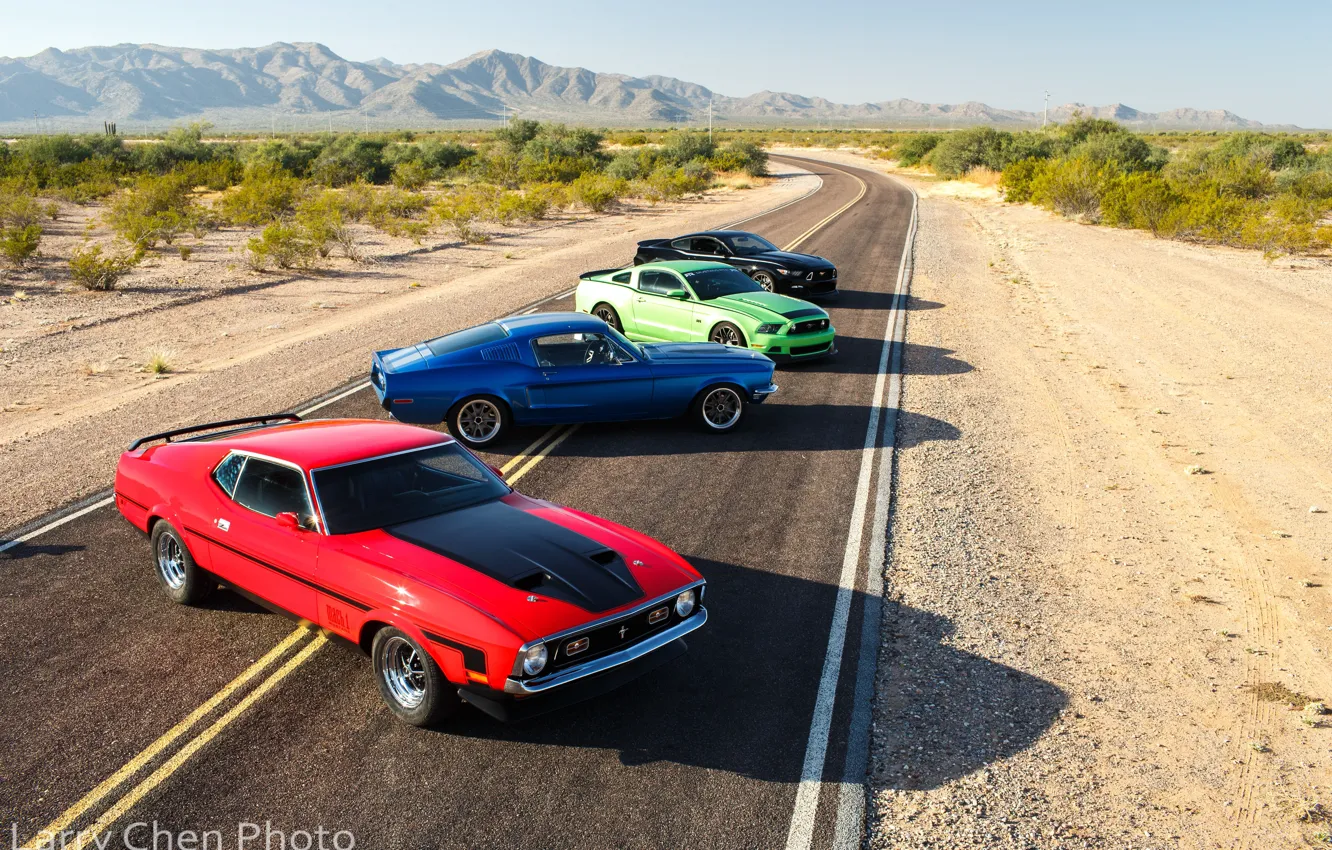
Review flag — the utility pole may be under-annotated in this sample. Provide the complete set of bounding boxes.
[1043,90,1050,128]
[708,96,713,141]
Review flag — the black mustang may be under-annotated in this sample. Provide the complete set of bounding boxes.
[632,230,838,296]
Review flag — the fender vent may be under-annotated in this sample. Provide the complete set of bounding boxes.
[480,343,522,362]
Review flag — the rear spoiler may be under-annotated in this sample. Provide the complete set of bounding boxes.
[128,414,302,451]
[636,238,668,247]
[578,268,624,280]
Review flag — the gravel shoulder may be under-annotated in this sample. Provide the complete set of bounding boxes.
[0,171,814,531]
[781,149,1332,848]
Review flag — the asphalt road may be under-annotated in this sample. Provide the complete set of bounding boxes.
[0,157,917,850]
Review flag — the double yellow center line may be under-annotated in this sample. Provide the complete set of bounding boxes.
[21,424,573,850]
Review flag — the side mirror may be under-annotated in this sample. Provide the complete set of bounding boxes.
[276,511,302,531]
[667,289,689,300]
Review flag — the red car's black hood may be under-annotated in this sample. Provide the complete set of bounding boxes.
[385,500,644,613]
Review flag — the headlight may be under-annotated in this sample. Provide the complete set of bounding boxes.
[675,589,697,618]
[775,268,793,275]
[755,323,784,335]
[521,643,548,676]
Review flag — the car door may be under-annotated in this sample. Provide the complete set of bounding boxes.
[204,453,320,621]
[528,332,653,421]
[631,270,696,342]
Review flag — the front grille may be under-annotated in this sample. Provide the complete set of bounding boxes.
[791,342,832,356]
[791,318,830,335]
[546,597,696,671]
[814,269,836,281]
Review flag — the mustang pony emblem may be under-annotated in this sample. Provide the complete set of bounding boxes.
[619,625,628,639]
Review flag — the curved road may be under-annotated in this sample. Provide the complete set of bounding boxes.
[0,157,916,850]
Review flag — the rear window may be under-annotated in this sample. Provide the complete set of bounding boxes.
[424,323,509,357]
[611,271,631,284]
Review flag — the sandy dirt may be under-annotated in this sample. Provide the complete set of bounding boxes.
[0,170,815,531]
[780,150,1332,848]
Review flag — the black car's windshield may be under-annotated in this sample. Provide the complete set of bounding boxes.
[722,233,778,256]
[682,267,765,301]
[312,444,508,534]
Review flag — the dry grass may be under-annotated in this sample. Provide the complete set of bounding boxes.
[963,166,1003,188]
[1186,594,1220,604]
[143,348,175,375]
[1248,682,1320,707]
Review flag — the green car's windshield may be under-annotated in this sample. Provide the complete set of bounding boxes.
[682,267,764,301]
[722,233,778,256]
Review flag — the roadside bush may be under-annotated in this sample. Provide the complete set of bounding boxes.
[0,225,42,268]
[310,135,389,186]
[68,244,143,290]
[105,173,202,249]
[893,134,941,167]
[433,187,493,244]
[294,191,358,261]
[1100,173,1181,236]
[496,187,555,223]
[1030,156,1112,221]
[605,148,657,181]
[217,165,304,225]
[926,127,1012,178]
[999,157,1047,203]
[709,141,768,177]
[391,160,431,190]
[242,139,321,177]
[570,173,626,212]
[246,223,319,271]
[658,132,716,167]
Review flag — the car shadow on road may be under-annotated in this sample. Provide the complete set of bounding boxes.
[819,289,944,312]
[437,557,1065,786]
[779,338,972,377]
[0,541,85,561]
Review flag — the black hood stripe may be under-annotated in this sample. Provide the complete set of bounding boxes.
[386,501,643,613]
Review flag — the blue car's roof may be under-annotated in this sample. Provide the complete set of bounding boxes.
[495,312,606,336]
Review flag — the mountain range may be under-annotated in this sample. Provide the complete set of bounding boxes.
[0,43,1291,132]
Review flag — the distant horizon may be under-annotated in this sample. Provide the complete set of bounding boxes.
[1,0,1328,126]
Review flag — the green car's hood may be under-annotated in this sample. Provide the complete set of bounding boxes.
[712,291,825,321]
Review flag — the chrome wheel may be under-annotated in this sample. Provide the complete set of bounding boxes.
[457,398,501,444]
[702,387,742,430]
[380,636,427,709]
[156,532,186,590]
[592,304,621,331]
[753,271,775,292]
[710,324,744,347]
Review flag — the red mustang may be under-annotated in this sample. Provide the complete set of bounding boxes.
[114,415,706,725]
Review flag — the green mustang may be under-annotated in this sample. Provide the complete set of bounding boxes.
[575,261,836,362]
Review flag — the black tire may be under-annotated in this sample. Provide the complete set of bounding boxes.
[632,254,649,265]
[371,627,459,727]
[751,270,777,292]
[446,394,510,448]
[708,321,747,348]
[149,520,215,605]
[692,384,747,433]
[591,302,622,332]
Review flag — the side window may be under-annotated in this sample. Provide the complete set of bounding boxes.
[212,453,245,496]
[691,237,722,255]
[670,237,694,251]
[232,458,313,521]
[639,271,685,296]
[611,271,631,284]
[532,332,622,366]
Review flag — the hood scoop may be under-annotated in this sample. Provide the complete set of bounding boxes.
[386,501,642,612]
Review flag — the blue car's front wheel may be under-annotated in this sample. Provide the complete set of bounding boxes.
[692,384,746,433]
[447,395,511,448]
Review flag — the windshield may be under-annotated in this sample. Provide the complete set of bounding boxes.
[722,233,778,256]
[601,324,646,360]
[682,267,765,301]
[312,444,508,534]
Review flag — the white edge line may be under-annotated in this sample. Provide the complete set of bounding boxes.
[784,176,918,850]
[297,381,372,416]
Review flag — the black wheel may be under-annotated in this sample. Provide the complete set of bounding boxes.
[447,395,510,448]
[751,270,777,292]
[591,302,622,332]
[632,255,649,265]
[692,384,747,433]
[149,520,214,605]
[371,627,458,727]
[709,322,747,348]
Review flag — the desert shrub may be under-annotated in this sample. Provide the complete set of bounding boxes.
[658,131,716,166]
[68,244,143,290]
[1071,132,1165,172]
[926,128,1013,178]
[570,173,626,212]
[0,225,42,268]
[494,119,543,154]
[391,160,431,190]
[412,140,475,171]
[495,189,551,224]
[310,135,389,186]
[246,223,319,271]
[433,189,491,244]
[0,190,49,229]
[620,134,649,146]
[893,134,942,167]
[605,148,658,181]
[518,154,602,184]
[1030,156,1112,221]
[999,157,1047,203]
[636,165,710,202]
[217,165,304,225]
[710,141,768,177]
[336,181,376,222]
[295,190,361,261]
[1100,173,1181,235]
[243,139,321,177]
[176,159,244,191]
[105,173,202,249]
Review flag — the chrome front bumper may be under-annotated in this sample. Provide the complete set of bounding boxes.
[503,608,708,695]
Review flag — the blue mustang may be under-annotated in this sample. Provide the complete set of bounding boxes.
[371,312,778,447]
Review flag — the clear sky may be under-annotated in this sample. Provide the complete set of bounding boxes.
[2,0,1328,127]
